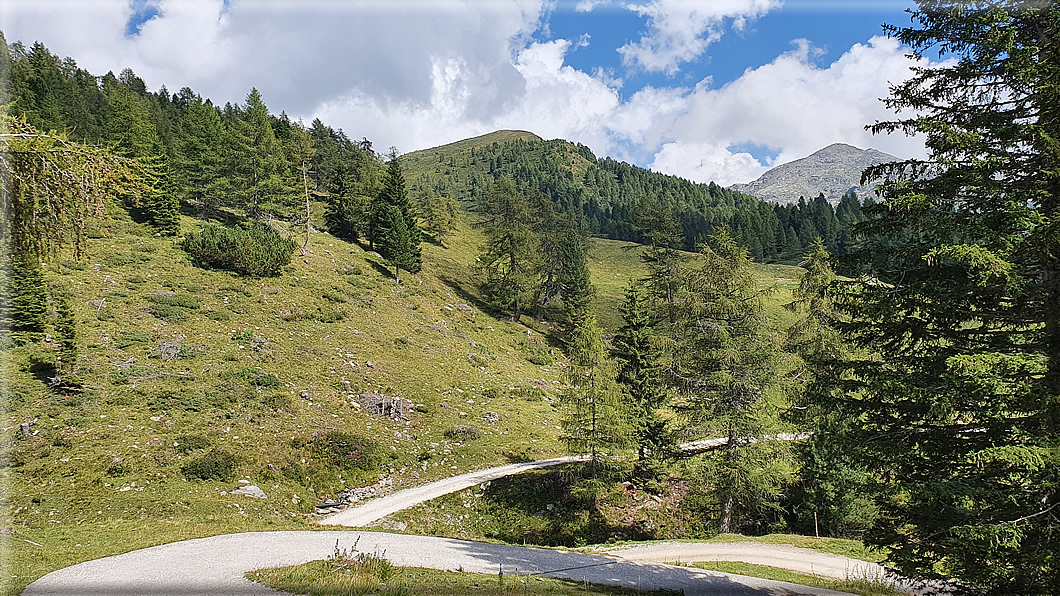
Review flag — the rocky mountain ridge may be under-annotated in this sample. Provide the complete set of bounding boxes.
[731,143,901,205]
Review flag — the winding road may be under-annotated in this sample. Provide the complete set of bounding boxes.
[26,440,902,596]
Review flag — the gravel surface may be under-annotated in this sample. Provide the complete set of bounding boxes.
[602,542,888,581]
[26,441,885,596]
[23,530,858,596]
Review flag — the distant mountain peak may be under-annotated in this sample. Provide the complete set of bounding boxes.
[731,144,901,205]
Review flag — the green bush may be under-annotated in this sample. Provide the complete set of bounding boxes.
[181,448,239,481]
[311,431,385,475]
[183,223,296,277]
[145,293,200,309]
[443,425,483,441]
[174,434,211,454]
[230,367,280,388]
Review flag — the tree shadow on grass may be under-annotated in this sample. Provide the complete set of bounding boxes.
[477,465,655,548]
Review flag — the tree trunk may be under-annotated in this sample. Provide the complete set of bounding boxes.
[301,162,311,254]
[719,495,734,534]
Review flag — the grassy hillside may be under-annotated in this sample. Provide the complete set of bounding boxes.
[0,201,803,594]
[0,209,565,593]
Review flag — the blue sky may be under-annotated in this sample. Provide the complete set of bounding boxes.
[3,0,931,185]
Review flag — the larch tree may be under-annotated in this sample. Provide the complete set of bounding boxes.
[669,229,791,534]
[175,96,229,218]
[836,2,1060,592]
[228,88,287,219]
[1,114,149,342]
[560,274,628,480]
[475,177,540,322]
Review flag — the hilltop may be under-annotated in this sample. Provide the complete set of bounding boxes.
[731,143,900,205]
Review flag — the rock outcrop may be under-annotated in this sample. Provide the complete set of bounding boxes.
[732,143,901,205]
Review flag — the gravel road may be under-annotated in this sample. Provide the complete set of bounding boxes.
[25,439,889,596]
[23,530,858,596]
[601,542,888,582]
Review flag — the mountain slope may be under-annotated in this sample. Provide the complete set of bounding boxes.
[731,143,900,205]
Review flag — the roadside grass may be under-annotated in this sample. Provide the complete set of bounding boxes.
[701,534,886,563]
[247,558,677,596]
[389,464,714,547]
[689,561,902,596]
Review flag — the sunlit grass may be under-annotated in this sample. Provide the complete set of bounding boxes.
[690,561,901,596]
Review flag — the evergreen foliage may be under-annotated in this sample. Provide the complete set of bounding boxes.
[557,228,594,324]
[475,177,541,322]
[53,290,77,373]
[407,135,867,263]
[175,95,230,217]
[783,241,875,538]
[9,253,46,344]
[369,155,422,272]
[227,88,288,218]
[379,205,418,283]
[560,299,628,479]
[834,2,1060,592]
[417,188,458,245]
[182,223,296,277]
[324,162,373,241]
[669,230,790,534]
[612,280,674,472]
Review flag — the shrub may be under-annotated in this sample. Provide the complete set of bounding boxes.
[231,368,280,388]
[116,330,151,348]
[443,425,483,441]
[181,448,238,481]
[145,293,201,309]
[311,431,385,475]
[174,434,211,454]
[182,223,296,277]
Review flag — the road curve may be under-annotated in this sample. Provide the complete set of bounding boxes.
[320,455,587,526]
[23,530,857,596]
[322,434,810,527]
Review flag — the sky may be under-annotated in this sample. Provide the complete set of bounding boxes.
[0,0,936,186]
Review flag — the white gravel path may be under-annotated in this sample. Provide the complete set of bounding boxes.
[25,438,888,596]
[601,542,888,582]
[23,530,858,596]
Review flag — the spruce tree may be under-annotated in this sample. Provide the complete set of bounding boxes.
[53,290,77,373]
[612,280,674,473]
[784,240,875,538]
[370,154,421,269]
[837,3,1060,591]
[379,205,417,284]
[9,253,46,344]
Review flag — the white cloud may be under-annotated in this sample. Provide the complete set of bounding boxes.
[650,142,768,187]
[618,0,781,74]
[625,36,936,184]
[575,0,612,12]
